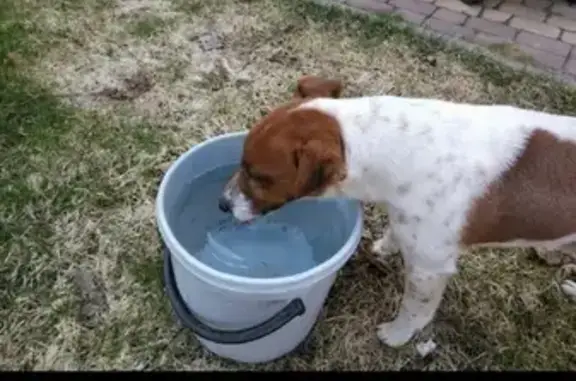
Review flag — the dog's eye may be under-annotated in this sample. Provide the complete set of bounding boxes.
[242,162,273,187]
[252,173,273,187]
[260,201,283,215]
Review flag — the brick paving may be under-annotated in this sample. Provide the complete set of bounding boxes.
[326,0,576,83]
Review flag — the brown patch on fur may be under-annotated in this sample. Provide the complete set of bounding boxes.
[461,129,576,246]
[233,76,346,214]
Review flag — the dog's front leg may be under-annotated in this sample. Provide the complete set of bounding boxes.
[377,264,451,347]
[372,225,400,259]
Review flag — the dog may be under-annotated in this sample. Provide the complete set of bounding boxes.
[219,75,576,348]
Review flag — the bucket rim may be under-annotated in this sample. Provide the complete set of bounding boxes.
[155,131,363,292]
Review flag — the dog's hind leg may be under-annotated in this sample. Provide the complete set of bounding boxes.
[560,264,576,302]
[532,244,576,266]
[533,244,576,302]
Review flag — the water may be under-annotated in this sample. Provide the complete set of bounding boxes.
[203,223,315,278]
[171,164,354,279]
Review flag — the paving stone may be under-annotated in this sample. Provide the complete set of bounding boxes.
[395,8,428,24]
[510,16,560,39]
[345,0,393,13]
[433,8,467,24]
[561,30,576,44]
[435,0,481,16]
[389,0,436,16]
[550,3,576,19]
[474,32,511,45]
[481,0,505,8]
[523,0,552,9]
[516,31,570,56]
[548,15,576,32]
[517,45,566,69]
[564,58,576,76]
[323,0,576,81]
[466,17,517,38]
[425,17,476,39]
[481,9,512,23]
[498,3,547,21]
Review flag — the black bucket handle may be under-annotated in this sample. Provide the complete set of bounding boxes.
[161,239,306,345]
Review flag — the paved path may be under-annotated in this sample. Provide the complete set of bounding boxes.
[328,0,576,83]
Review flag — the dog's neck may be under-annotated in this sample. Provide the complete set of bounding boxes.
[300,96,424,203]
[299,95,576,207]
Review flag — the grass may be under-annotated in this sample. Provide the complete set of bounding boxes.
[1,0,576,370]
[129,16,167,38]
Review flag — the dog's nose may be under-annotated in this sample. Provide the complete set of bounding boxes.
[218,197,231,213]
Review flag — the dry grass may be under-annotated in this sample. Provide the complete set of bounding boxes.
[2,0,576,370]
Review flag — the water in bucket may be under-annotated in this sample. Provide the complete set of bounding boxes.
[173,164,351,278]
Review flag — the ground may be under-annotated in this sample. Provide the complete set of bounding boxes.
[1,0,576,371]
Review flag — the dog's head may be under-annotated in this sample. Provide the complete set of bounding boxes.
[219,75,346,221]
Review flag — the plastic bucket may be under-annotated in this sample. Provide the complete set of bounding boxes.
[156,132,363,364]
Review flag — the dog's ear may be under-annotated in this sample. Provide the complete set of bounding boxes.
[293,75,343,100]
[293,139,343,196]
[287,109,345,196]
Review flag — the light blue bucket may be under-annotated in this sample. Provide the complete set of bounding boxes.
[156,131,363,363]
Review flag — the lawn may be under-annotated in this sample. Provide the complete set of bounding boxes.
[1,0,576,370]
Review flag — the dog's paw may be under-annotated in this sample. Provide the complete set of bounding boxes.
[561,280,576,302]
[371,228,399,259]
[376,320,416,348]
[558,264,576,302]
[372,238,393,257]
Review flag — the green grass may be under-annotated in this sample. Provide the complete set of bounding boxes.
[0,1,178,369]
[172,0,206,14]
[129,15,167,38]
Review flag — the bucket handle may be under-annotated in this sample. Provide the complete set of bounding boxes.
[162,240,306,345]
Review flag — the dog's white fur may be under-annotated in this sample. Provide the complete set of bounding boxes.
[225,95,576,347]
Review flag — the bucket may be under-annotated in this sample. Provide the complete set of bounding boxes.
[156,132,363,364]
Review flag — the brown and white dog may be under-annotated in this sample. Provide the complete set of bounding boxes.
[219,75,576,348]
